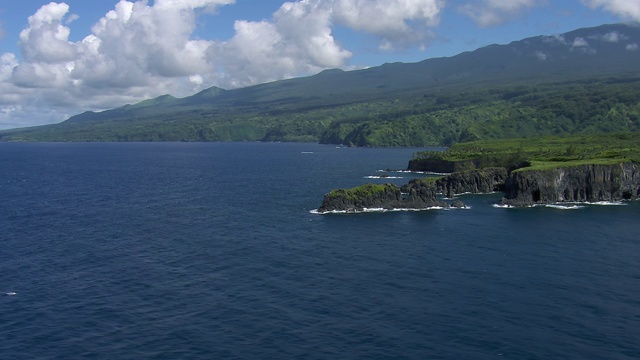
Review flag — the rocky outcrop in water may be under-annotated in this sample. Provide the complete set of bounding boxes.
[317,162,640,213]
[500,162,640,207]
[317,182,447,213]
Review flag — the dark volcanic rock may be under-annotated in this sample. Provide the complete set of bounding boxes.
[317,182,445,213]
[500,162,640,207]
[317,162,640,213]
[434,167,508,198]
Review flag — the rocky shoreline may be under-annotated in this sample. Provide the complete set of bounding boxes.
[316,161,640,213]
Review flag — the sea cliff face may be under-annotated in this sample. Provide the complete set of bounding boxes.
[501,162,640,207]
[433,167,508,198]
[317,162,640,212]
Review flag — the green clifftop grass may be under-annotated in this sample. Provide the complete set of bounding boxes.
[413,132,640,171]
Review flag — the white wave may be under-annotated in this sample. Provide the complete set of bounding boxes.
[545,204,585,210]
[546,201,626,207]
[451,205,472,210]
[590,201,627,206]
[392,170,450,175]
[311,206,445,215]
[300,151,314,154]
[494,200,627,209]
[6,292,17,296]
[417,171,451,175]
[492,204,515,209]
[362,207,445,213]
[363,176,404,179]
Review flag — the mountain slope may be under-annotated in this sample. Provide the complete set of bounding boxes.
[2,23,640,145]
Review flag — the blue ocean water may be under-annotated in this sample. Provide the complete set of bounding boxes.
[1,142,639,360]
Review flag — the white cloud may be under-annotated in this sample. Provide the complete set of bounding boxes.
[535,51,547,61]
[333,0,444,49]
[65,13,80,25]
[543,34,568,45]
[582,0,640,21]
[0,53,18,82]
[572,37,590,47]
[571,37,597,54]
[458,0,546,27]
[1,1,239,129]
[18,2,77,63]
[627,43,639,50]
[601,31,626,42]
[0,0,445,129]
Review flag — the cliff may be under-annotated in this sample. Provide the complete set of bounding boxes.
[500,162,640,207]
[433,167,508,198]
[316,162,640,213]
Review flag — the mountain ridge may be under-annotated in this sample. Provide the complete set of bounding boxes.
[2,22,640,145]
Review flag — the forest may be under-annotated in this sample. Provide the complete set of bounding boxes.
[2,75,640,147]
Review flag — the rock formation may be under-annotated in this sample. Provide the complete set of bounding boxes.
[316,182,446,213]
[433,167,508,198]
[317,161,640,213]
[500,162,640,207]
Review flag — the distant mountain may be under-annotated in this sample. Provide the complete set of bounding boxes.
[3,23,640,146]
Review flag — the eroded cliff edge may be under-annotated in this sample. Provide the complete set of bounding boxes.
[316,162,640,213]
[500,162,640,207]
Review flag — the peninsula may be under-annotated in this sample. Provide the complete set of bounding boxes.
[317,132,640,212]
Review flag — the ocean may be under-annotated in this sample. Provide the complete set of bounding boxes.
[1,142,639,359]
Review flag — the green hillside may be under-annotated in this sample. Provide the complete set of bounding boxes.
[2,23,640,146]
[413,132,640,170]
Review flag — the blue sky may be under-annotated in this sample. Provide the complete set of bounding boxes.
[0,0,637,129]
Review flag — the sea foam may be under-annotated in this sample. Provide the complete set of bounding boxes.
[310,206,448,215]
[364,175,404,179]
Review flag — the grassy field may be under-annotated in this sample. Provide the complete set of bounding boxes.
[413,132,640,170]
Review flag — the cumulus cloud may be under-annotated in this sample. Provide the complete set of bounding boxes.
[210,1,351,87]
[582,0,640,21]
[333,0,444,49]
[18,2,77,63]
[0,53,18,81]
[600,31,626,42]
[627,43,639,50]
[570,37,597,54]
[543,34,568,45]
[0,0,447,129]
[572,37,590,47]
[458,0,546,27]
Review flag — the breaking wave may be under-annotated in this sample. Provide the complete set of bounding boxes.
[545,204,585,210]
[310,206,447,215]
[364,175,404,179]
[493,201,628,209]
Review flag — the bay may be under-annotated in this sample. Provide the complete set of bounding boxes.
[1,142,639,359]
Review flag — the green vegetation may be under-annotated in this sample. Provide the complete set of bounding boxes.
[413,132,640,170]
[326,183,396,201]
[2,23,640,146]
[4,76,640,145]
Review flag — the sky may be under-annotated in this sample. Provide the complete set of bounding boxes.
[0,0,638,130]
